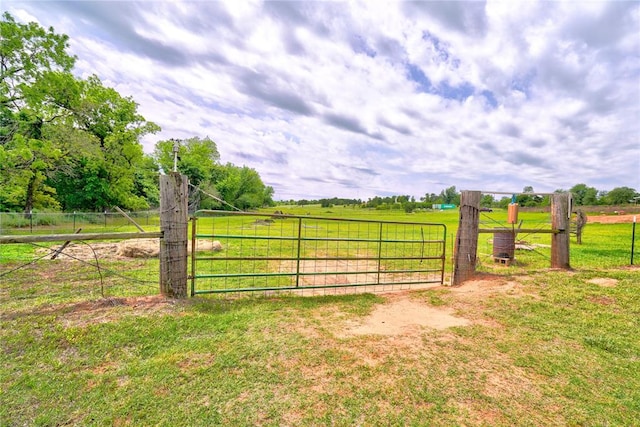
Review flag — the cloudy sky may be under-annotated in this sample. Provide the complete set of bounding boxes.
[5,1,640,200]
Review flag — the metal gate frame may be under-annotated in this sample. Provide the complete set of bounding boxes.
[190,210,446,295]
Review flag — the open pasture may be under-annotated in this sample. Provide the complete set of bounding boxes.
[1,206,638,425]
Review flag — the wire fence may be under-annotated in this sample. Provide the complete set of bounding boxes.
[0,212,162,305]
[2,208,636,305]
[0,211,161,235]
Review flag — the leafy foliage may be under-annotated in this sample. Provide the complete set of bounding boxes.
[603,186,638,205]
[0,14,76,212]
[570,183,599,206]
[213,163,274,210]
[154,137,219,185]
[0,13,158,212]
[49,75,160,211]
[153,138,274,210]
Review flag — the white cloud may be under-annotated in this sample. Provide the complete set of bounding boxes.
[5,0,639,200]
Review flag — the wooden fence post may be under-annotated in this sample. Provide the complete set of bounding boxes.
[160,173,188,298]
[551,192,571,269]
[453,191,481,286]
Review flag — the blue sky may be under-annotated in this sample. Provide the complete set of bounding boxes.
[5,1,639,200]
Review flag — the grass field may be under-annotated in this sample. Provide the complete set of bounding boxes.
[1,206,639,425]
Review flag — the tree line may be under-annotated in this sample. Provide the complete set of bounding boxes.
[487,185,639,208]
[0,13,273,213]
[285,184,639,213]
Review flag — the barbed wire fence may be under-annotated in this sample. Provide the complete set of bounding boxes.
[0,211,162,305]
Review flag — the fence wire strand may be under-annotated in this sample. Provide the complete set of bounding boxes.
[1,236,160,303]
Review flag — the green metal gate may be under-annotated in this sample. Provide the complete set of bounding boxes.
[190,211,446,295]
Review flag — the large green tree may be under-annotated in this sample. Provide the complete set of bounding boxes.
[603,186,638,205]
[439,186,459,205]
[154,136,219,185]
[0,13,76,212]
[213,163,274,210]
[153,137,274,210]
[516,186,544,207]
[570,183,599,206]
[50,75,159,211]
[1,13,159,212]
[133,154,161,208]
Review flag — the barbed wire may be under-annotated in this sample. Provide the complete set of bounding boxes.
[1,241,159,293]
[188,183,243,212]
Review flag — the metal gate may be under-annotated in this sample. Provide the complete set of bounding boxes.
[190,210,446,295]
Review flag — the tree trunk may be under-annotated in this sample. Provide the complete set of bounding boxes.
[23,173,38,216]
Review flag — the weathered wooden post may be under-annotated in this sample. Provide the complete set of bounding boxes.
[159,172,189,298]
[453,191,481,286]
[551,192,571,269]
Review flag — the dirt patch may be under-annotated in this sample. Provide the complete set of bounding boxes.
[587,277,618,287]
[60,295,177,327]
[279,259,381,287]
[45,242,120,260]
[339,293,470,337]
[448,277,527,297]
[39,239,222,261]
[587,214,637,224]
[116,239,160,257]
[2,295,179,326]
[588,296,616,305]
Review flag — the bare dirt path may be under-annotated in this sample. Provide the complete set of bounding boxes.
[342,293,470,336]
[587,214,637,224]
[338,275,520,337]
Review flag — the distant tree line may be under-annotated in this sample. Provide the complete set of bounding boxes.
[280,184,639,213]
[487,185,639,209]
[281,198,363,207]
[0,13,273,213]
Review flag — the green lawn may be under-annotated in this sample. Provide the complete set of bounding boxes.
[1,206,639,425]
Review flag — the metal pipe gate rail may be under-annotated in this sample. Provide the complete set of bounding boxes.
[190,210,447,295]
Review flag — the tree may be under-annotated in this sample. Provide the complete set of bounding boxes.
[439,186,459,205]
[480,194,494,208]
[421,193,438,204]
[570,183,599,206]
[133,154,160,207]
[0,13,76,212]
[154,137,219,185]
[604,187,638,205]
[213,163,273,210]
[50,75,159,211]
[0,12,76,111]
[153,137,273,211]
[497,197,510,209]
[0,14,158,212]
[516,186,543,207]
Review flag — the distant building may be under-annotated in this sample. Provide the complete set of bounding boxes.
[432,204,457,210]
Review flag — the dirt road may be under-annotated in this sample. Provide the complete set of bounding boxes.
[587,214,638,224]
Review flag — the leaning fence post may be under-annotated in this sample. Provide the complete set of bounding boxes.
[159,172,189,298]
